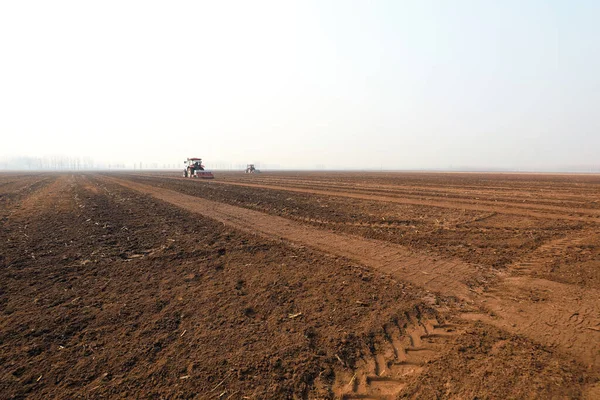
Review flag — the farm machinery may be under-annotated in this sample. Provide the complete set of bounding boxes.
[183,158,214,179]
[245,164,260,173]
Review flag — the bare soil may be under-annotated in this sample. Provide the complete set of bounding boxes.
[122,172,596,278]
[1,172,599,399]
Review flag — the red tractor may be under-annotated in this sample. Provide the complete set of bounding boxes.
[183,158,214,179]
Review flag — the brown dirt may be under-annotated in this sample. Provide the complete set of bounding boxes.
[1,172,599,399]
[103,175,600,371]
[1,175,429,399]
[0,174,55,220]
[399,322,590,399]
[509,230,600,288]
[119,172,593,274]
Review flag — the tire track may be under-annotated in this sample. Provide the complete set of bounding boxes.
[509,232,592,275]
[330,314,464,399]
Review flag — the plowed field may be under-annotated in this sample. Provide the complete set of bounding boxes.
[1,171,599,399]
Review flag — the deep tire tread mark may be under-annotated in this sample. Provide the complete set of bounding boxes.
[330,313,463,399]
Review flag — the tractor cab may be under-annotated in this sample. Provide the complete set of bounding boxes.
[186,158,204,170]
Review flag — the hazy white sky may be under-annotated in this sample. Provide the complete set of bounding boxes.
[1,0,599,170]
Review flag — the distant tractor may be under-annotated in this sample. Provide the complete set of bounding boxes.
[183,158,214,179]
[245,164,260,173]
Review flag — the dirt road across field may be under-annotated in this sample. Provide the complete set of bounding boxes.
[106,176,600,370]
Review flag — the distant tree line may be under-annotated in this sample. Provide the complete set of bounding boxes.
[0,156,97,170]
[0,156,182,171]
